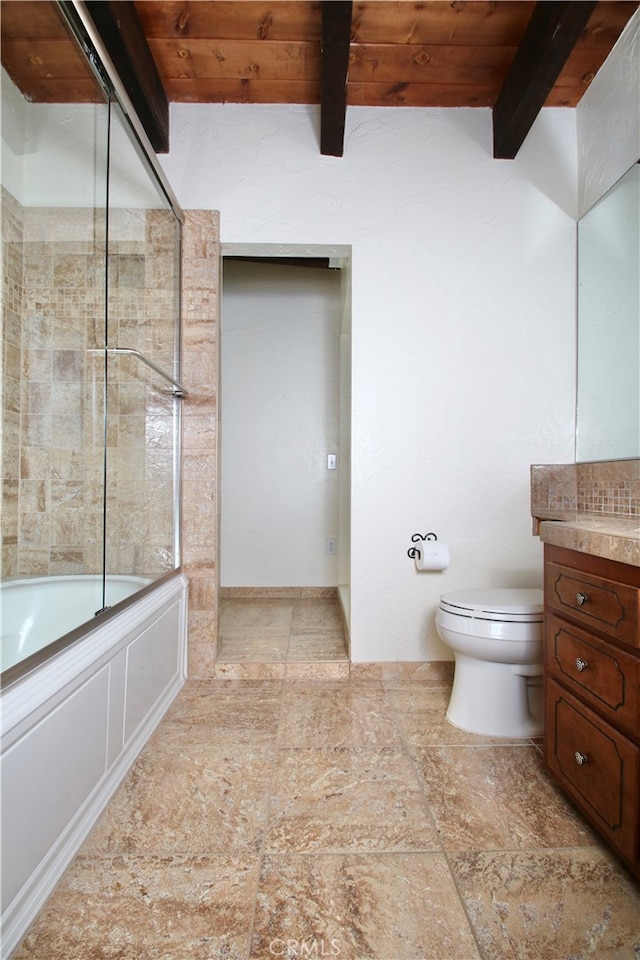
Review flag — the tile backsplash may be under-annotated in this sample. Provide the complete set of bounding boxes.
[531,460,640,521]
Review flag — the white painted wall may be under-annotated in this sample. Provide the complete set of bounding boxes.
[220,259,343,586]
[577,9,639,216]
[162,102,579,662]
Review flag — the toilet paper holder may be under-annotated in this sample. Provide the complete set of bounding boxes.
[407,532,438,560]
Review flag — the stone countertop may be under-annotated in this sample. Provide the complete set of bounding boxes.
[535,515,640,566]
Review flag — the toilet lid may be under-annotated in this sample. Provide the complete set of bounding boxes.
[439,588,543,622]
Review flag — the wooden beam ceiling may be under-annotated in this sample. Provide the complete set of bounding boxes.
[320,1,352,157]
[84,0,170,152]
[2,2,637,159]
[492,0,599,159]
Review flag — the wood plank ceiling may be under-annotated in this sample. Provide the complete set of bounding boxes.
[1,0,638,158]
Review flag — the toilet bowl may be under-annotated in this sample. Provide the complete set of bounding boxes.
[435,587,543,738]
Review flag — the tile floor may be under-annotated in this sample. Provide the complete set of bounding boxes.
[216,596,350,680]
[12,599,640,960]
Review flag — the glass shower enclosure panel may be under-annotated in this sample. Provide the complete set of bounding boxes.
[104,103,182,606]
[2,1,184,679]
[1,1,110,659]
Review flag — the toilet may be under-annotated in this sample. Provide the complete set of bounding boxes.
[435,587,544,738]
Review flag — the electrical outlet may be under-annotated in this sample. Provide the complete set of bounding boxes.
[326,538,336,555]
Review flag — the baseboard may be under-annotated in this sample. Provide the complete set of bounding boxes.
[349,661,454,684]
[220,586,337,599]
[337,586,350,658]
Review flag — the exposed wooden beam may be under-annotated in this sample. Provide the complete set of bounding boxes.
[492,1,598,159]
[84,1,170,153]
[320,1,353,157]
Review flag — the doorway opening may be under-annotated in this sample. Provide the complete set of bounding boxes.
[219,243,351,675]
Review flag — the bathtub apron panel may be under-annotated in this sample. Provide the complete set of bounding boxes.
[0,573,188,956]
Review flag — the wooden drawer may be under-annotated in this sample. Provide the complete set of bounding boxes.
[545,613,640,739]
[545,561,640,648]
[545,678,640,870]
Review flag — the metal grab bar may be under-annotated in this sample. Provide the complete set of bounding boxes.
[109,347,189,397]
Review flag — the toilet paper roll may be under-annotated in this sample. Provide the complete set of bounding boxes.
[414,541,449,571]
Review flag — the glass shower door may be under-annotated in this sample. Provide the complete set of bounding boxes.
[1,0,110,669]
[1,1,184,679]
[103,102,182,609]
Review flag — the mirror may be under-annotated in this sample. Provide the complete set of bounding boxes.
[576,162,640,462]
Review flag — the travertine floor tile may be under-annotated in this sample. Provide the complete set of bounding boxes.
[219,599,294,636]
[450,848,640,960]
[288,630,347,660]
[157,679,283,745]
[265,748,440,853]
[218,596,348,668]
[215,661,287,679]
[291,600,344,633]
[14,675,640,960]
[414,745,599,851]
[279,682,404,750]
[81,742,274,858]
[13,854,259,960]
[285,661,350,680]
[387,685,533,746]
[218,633,290,661]
[251,852,481,959]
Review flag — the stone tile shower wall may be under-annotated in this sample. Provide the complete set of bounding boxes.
[1,187,23,576]
[180,210,220,679]
[105,207,178,578]
[1,187,178,580]
[1,188,102,578]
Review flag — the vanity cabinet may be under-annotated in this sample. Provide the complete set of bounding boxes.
[543,544,640,878]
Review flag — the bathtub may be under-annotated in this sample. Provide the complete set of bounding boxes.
[1,571,188,955]
[1,575,152,673]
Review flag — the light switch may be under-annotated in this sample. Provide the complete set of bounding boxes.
[327,454,337,470]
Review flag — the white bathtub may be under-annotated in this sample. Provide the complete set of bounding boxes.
[1,575,152,672]
[1,572,188,955]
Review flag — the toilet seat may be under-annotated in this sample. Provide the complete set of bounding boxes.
[435,587,544,736]
[439,588,543,624]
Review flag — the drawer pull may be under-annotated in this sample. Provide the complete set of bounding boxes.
[575,658,588,672]
[575,592,588,606]
[574,751,588,766]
